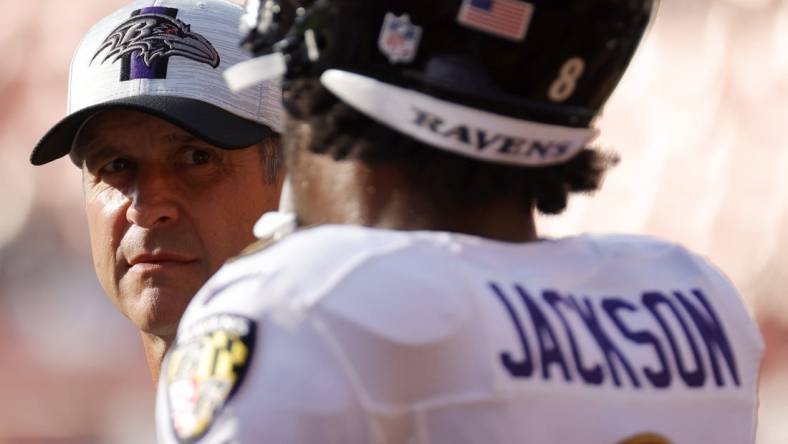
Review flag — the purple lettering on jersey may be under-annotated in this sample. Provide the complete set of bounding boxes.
[603,298,671,388]
[516,285,572,382]
[490,282,535,378]
[571,295,642,388]
[491,283,739,390]
[644,291,706,388]
[543,290,604,385]
[675,289,740,387]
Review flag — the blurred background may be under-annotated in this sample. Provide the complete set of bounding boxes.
[0,0,785,442]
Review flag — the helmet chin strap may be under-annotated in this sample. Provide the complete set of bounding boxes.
[278,174,296,214]
[225,49,298,238]
[226,51,296,239]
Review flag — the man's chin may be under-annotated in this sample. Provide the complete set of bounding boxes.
[125,286,198,339]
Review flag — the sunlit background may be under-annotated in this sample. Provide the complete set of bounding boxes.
[0,0,785,442]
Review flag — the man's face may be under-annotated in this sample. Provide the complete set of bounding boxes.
[77,110,280,339]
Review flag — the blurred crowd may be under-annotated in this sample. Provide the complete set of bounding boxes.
[0,0,785,442]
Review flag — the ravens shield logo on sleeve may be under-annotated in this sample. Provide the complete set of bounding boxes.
[165,314,256,442]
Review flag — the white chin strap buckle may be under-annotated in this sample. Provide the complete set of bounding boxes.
[254,212,297,240]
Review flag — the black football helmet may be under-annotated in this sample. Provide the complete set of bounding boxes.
[237,0,654,126]
[229,0,656,166]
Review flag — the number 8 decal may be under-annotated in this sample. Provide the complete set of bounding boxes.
[548,57,586,102]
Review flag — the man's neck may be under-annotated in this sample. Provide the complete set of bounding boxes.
[140,332,174,384]
[293,160,538,243]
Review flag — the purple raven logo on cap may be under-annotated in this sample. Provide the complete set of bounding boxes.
[91,7,220,81]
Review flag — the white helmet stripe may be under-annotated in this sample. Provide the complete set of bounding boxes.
[320,69,600,167]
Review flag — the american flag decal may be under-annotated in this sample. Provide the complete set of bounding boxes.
[457,0,534,42]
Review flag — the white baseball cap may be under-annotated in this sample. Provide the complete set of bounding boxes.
[31,0,282,166]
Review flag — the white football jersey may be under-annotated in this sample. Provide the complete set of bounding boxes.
[157,221,763,444]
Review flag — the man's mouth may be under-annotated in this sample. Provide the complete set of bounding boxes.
[128,252,197,272]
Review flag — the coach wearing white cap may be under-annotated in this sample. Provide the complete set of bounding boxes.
[31,0,284,383]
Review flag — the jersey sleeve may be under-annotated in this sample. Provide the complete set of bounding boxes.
[155,274,374,444]
[686,250,765,365]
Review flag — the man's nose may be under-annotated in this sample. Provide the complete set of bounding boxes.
[126,169,180,228]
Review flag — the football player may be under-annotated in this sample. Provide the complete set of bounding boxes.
[157,1,764,442]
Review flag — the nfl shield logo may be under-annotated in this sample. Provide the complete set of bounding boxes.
[378,13,423,64]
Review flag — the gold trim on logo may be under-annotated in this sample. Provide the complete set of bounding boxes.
[618,433,671,444]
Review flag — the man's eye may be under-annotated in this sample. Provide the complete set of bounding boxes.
[184,149,215,166]
[101,158,133,173]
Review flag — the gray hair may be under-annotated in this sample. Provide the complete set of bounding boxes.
[258,135,283,185]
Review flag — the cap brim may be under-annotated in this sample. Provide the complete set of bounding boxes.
[31,96,275,166]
